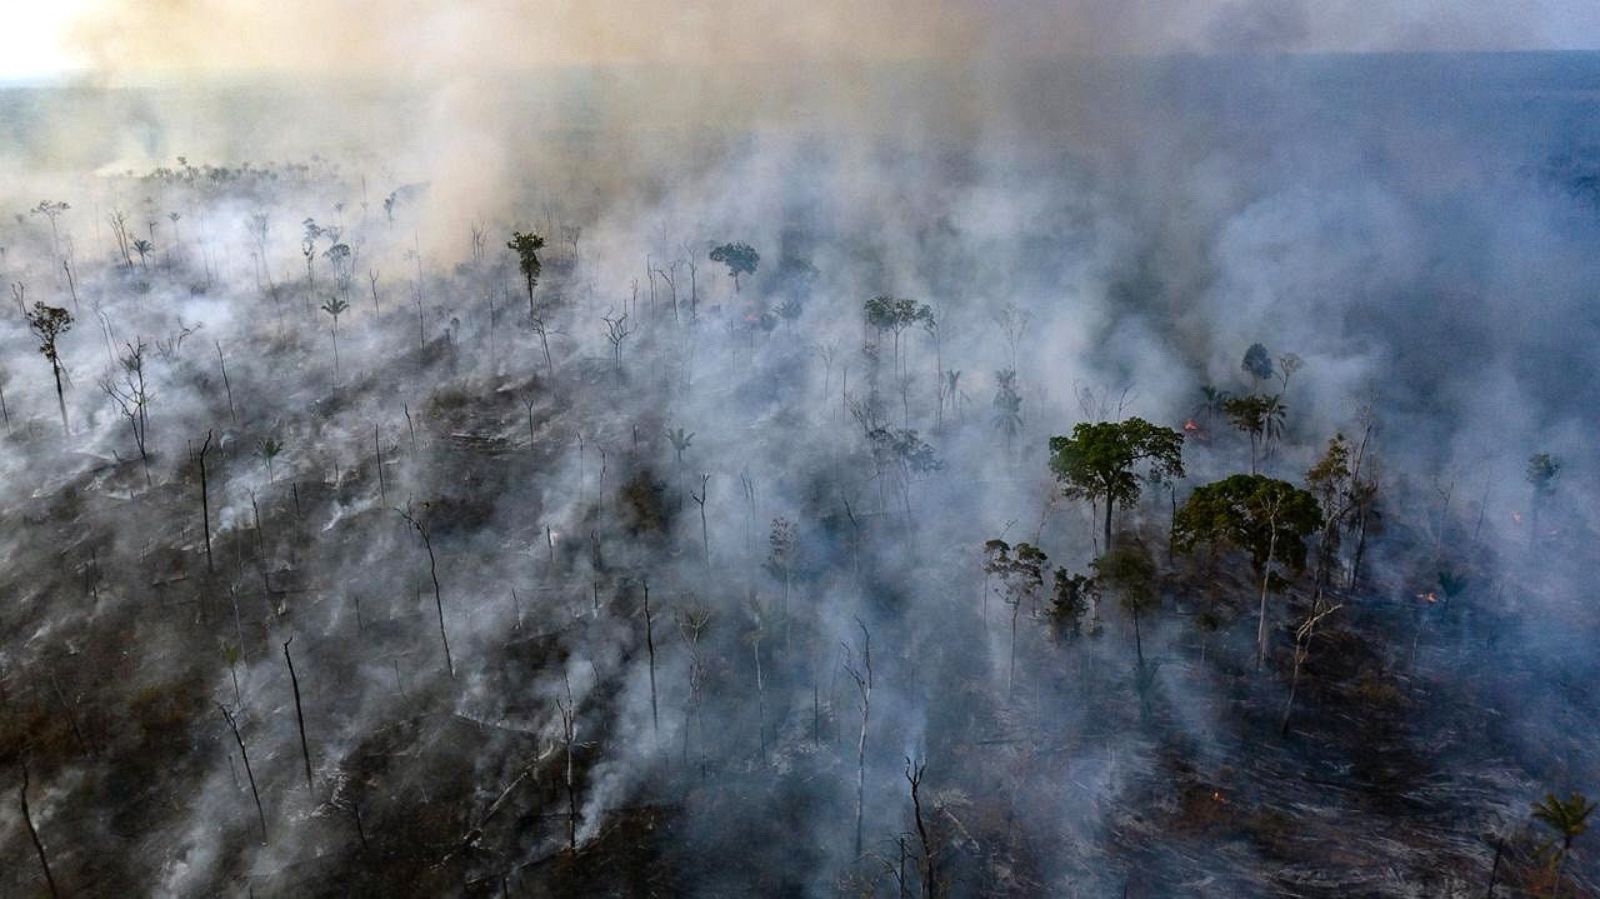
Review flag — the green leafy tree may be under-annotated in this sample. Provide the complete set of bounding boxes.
[26,302,74,434]
[1222,393,1286,474]
[862,296,934,387]
[1048,418,1185,552]
[984,539,1047,694]
[1532,792,1595,898]
[1171,474,1320,668]
[1242,342,1274,384]
[1527,452,1561,545]
[507,230,546,317]
[1093,537,1158,664]
[1050,568,1095,641]
[709,242,759,293]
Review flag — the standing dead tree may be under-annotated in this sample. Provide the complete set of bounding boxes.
[283,637,314,792]
[397,505,454,677]
[19,760,61,898]
[1281,598,1341,735]
[643,580,660,739]
[100,339,153,486]
[218,703,268,844]
[555,676,579,854]
[906,757,934,899]
[194,430,215,573]
[843,620,874,856]
[601,310,632,374]
[691,474,711,567]
[215,341,237,424]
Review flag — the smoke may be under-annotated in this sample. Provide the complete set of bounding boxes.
[1,3,1599,896]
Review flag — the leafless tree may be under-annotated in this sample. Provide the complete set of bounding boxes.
[282,636,315,792]
[100,340,153,485]
[218,703,268,844]
[843,620,874,856]
[601,310,632,373]
[397,504,454,677]
[556,675,579,854]
[906,757,934,899]
[19,760,61,897]
[193,430,215,573]
[691,473,711,566]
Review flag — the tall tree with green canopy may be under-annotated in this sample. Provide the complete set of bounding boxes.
[709,242,759,293]
[1222,393,1286,474]
[507,230,546,318]
[1171,474,1320,668]
[1242,342,1275,384]
[1048,418,1185,552]
[1094,537,1158,665]
[26,302,74,434]
[863,295,934,424]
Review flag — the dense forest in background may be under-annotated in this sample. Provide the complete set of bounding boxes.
[2,54,1600,896]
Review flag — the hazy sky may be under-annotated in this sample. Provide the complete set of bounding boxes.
[5,0,1600,84]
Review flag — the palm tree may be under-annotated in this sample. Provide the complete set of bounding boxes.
[132,238,153,270]
[258,437,283,482]
[321,296,349,376]
[992,369,1023,453]
[1196,385,1231,428]
[1533,792,1596,898]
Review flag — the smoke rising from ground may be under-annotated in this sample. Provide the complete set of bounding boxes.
[0,6,1598,897]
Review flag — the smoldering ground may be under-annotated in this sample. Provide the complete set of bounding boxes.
[1,9,1600,898]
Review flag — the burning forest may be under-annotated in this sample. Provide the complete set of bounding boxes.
[3,2,1600,896]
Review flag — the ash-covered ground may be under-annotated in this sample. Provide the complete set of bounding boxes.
[2,50,1600,897]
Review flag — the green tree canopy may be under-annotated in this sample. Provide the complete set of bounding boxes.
[1173,474,1320,668]
[1171,474,1321,574]
[709,242,760,292]
[1048,418,1185,551]
[507,230,546,312]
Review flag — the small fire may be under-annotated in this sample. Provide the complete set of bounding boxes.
[1416,591,1438,604]
[1183,419,1200,432]
[1211,790,1226,804]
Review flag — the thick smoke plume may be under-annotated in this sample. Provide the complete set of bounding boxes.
[1,3,1599,897]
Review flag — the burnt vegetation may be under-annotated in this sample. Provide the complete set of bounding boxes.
[1,54,1600,899]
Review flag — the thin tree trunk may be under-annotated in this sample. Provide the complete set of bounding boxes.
[219,704,268,844]
[283,637,314,792]
[643,581,659,737]
[51,363,68,435]
[19,762,61,898]
[197,431,215,574]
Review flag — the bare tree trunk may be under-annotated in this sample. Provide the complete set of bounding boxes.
[19,761,61,898]
[219,704,268,844]
[216,341,237,424]
[643,581,659,738]
[400,509,454,677]
[754,637,767,764]
[283,637,314,792]
[197,431,215,574]
[907,758,934,899]
[51,361,68,435]
[373,425,386,504]
[844,622,874,856]
[1257,515,1280,670]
